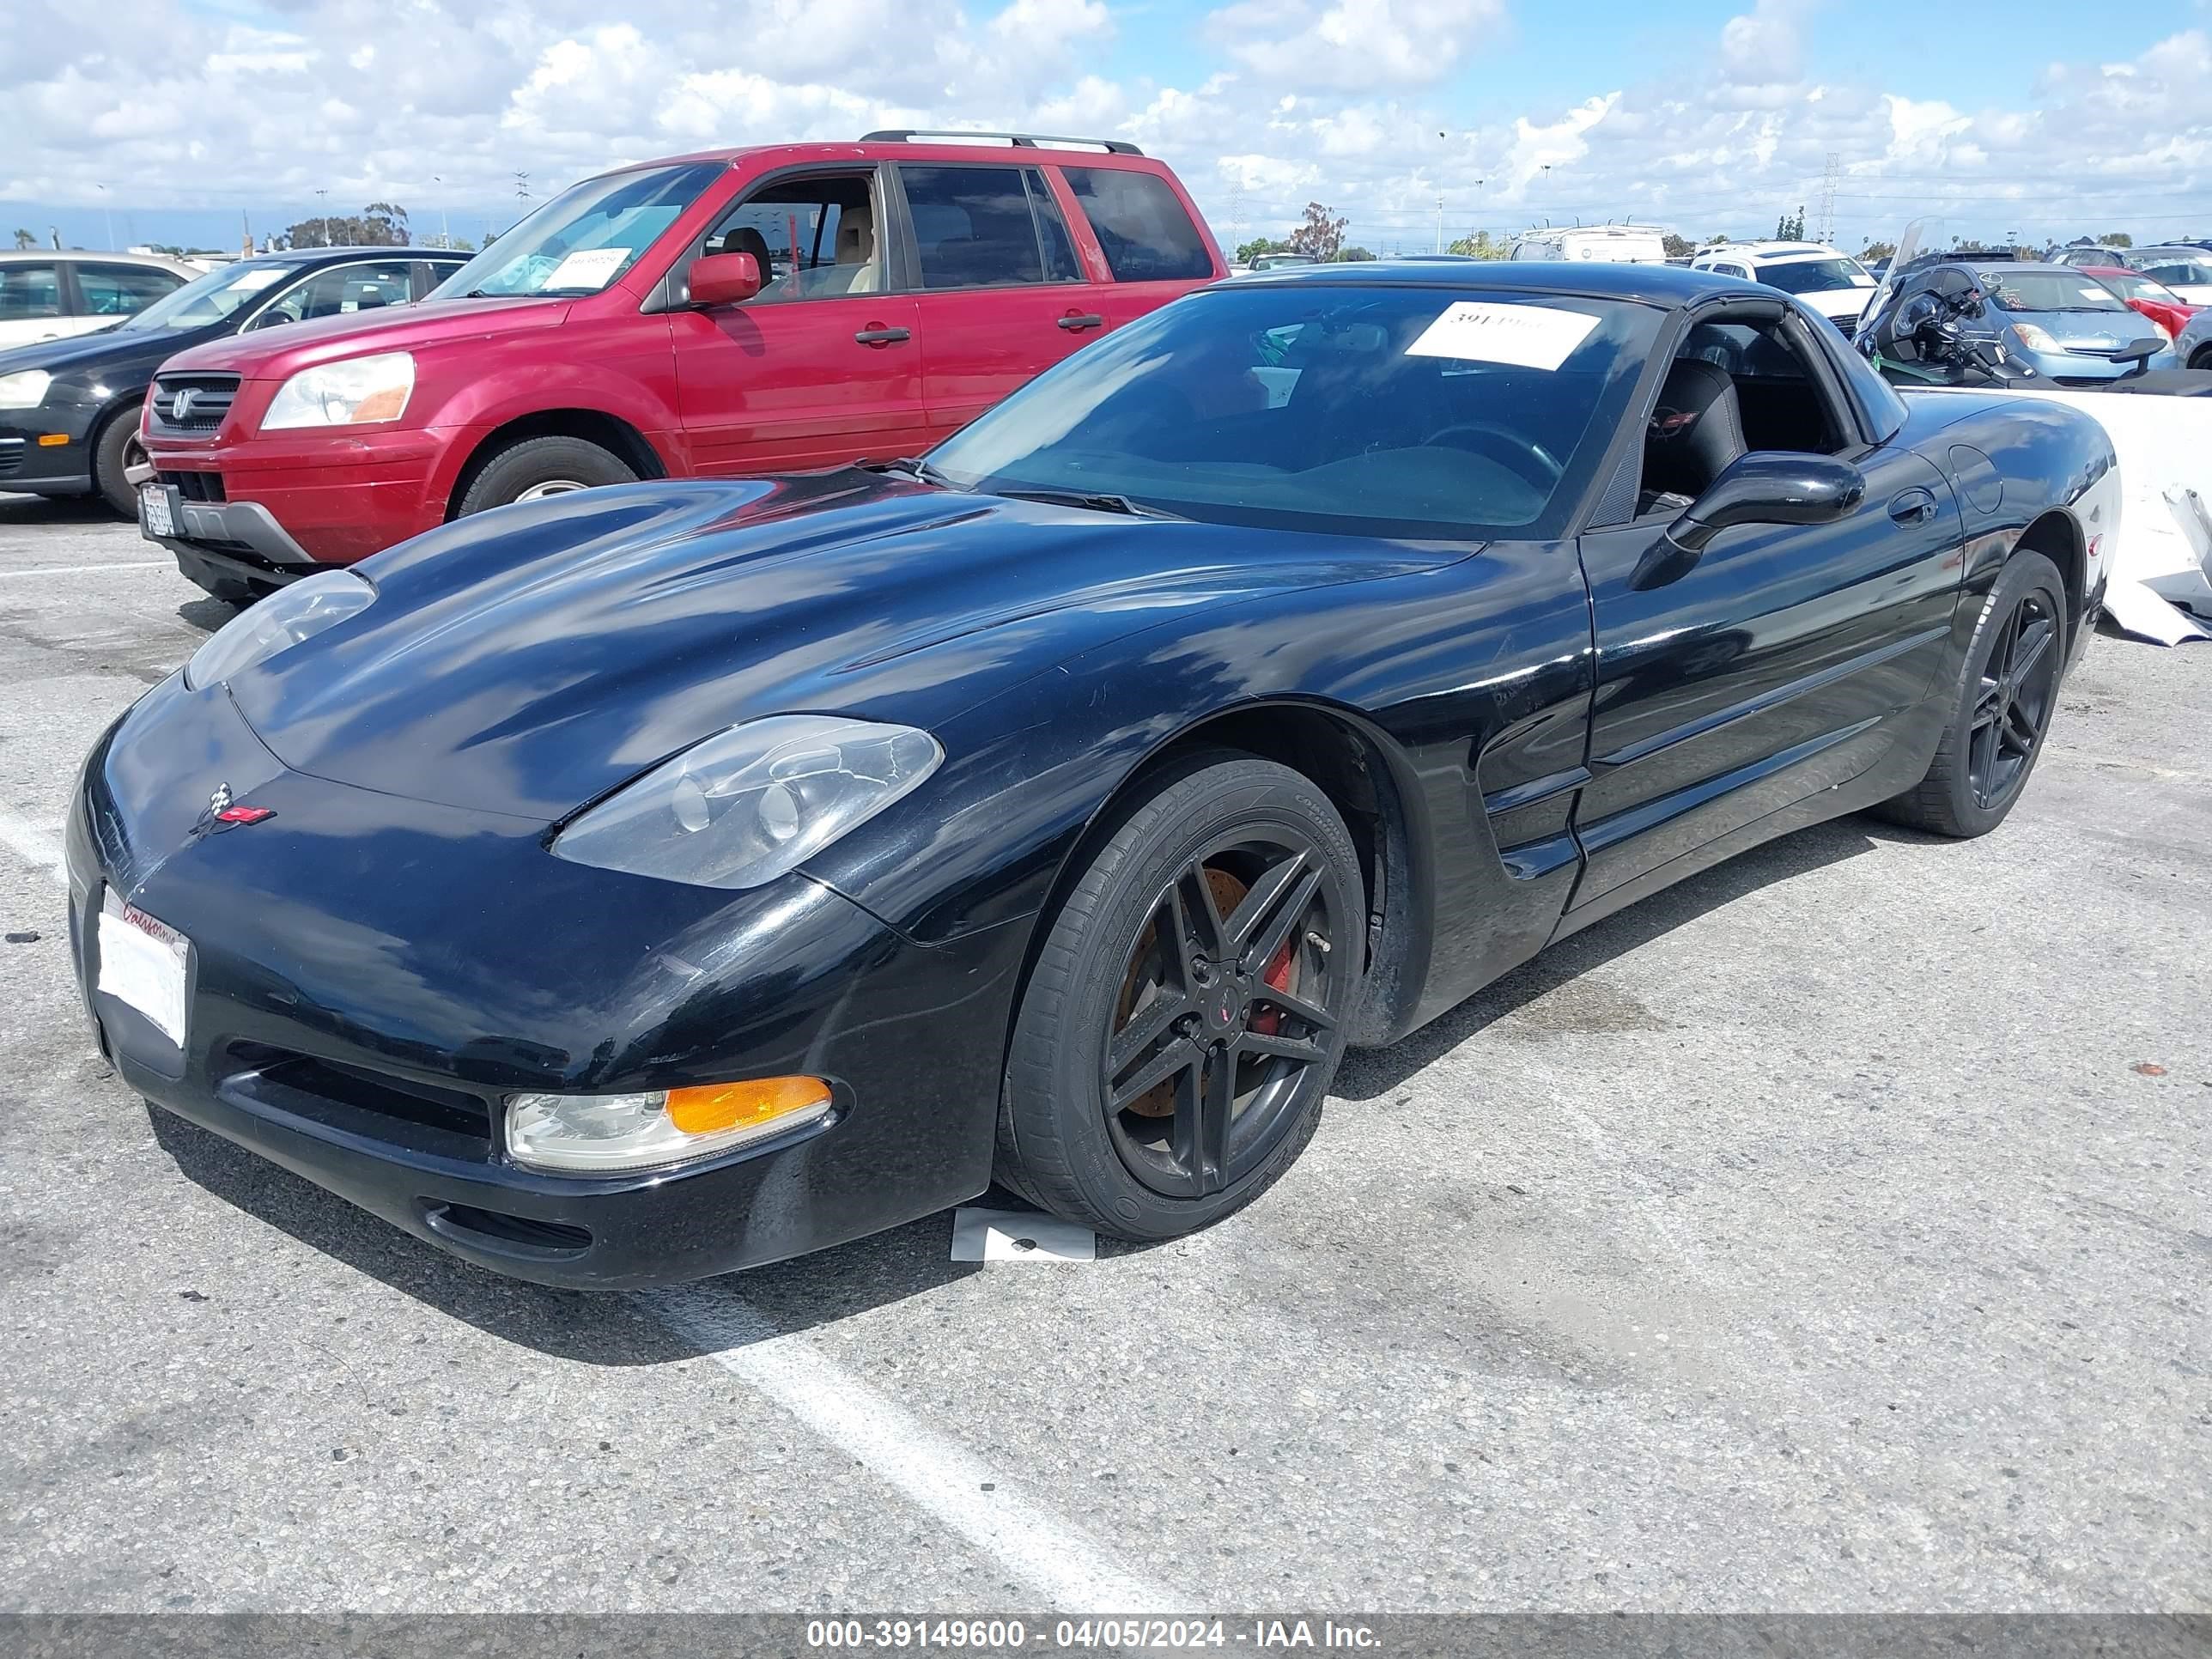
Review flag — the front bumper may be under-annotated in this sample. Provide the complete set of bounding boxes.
[143,423,451,565]
[67,677,1024,1287]
[0,402,100,494]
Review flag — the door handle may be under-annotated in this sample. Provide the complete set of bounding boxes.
[1887,489,1937,526]
[1056,313,1105,331]
[854,325,910,345]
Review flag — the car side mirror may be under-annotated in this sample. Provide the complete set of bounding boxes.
[688,252,762,307]
[1646,453,1868,579]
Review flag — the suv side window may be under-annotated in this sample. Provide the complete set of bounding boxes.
[901,165,1068,290]
[251,261,416,329]
[704,171,883,303]
[77,264,185,317]
[1060,168,1212,282]
[0,264,63,320]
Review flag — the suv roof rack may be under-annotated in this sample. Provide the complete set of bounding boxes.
[860,129,1143,156]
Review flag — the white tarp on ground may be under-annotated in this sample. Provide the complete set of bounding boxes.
[1967,386,2212,644]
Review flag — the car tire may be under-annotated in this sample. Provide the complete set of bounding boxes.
[2191,345,2212,373]
[996,752,1363,1242]
[91,405,148,519]
[455,435,637,517]
[1877,550,2066,838]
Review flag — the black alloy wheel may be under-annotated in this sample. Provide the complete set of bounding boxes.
[1103,831,1341,1200]
[997,753,1363,1240]
[1965,588,2058,811]
[1879,549,2066,837]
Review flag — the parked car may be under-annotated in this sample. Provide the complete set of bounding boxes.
[1510,225,1669,264]
[1689,240,1878,324]
[137,131,1224,603]
[0,251,197,351]
[1954,262,2178,383]
[2174,307,2212,372]
[2080,265,2201,342]
[2051,245,2132,271]
[0,247,465,515]
[71,261,2113,1285]
[1249,252,1317,271]
[2121,246,2212,306]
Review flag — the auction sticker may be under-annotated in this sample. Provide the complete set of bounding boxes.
[1406,301,1600,370]
[546,246,632,290]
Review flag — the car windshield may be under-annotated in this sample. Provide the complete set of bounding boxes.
[1759,257,1870,294]
[2136,256,2212,287]
[1984,273,2130,314]
[2100,272,2181,306]
[429,162,723,300]
[117,259,298,331]
[926,283,1660,539]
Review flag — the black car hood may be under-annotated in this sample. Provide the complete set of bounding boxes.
[229,474,1462,822]
[0,322,214,380]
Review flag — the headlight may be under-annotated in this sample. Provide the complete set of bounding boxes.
[2011,322,2059,351]
[261,351,415,430]
[183,569,374,688]
[552,714,942,890]
[505,1076,834,1173]
[0,370,52,409]
[2150,320,2175,344]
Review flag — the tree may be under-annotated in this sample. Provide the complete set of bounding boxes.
[1236,235,1292,264]
[1330,246,1376,262]
[1446,230,1510,259]
[278,203,412,249]
[2099,231,2133,248]
[10,228,34,250]
[1288,202,1347,262]
[1661,233,1696,259]
[1858,240,1896,264]
[1775,205,1807,240]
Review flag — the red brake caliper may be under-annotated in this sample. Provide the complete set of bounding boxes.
[1250,939,1294,1036]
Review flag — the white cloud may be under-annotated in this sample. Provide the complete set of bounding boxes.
[2,3,2208,262]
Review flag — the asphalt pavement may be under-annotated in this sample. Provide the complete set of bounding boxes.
[1,489,2205,1618]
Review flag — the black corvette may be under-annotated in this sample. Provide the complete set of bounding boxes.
[69,264,2116,1286]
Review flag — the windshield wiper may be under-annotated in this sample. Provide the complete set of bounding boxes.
[861,456,963,489]
[993,487,1186,521]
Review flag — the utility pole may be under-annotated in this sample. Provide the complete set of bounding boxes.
[314,187,329,246]
[514,171,531,223]
[433,176,452,249]
[1817,151,1839,245]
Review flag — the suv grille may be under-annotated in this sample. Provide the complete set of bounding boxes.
[148,373,242,437]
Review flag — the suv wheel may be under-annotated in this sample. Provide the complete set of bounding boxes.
[457,435,638,517]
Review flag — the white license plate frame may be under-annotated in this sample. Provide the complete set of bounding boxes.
[96,889,190,1047]
[139,484,175,539]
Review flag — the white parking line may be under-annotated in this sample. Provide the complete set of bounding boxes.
[641,1286,1186,1613]
[0,807,69,888]
[0,561,171,578]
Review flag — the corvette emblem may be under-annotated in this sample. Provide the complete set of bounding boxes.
[189,782,276,838]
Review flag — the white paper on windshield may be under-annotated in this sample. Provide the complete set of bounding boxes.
[1405,301,1600,371]
[545,246,631,290]
[231,269,286,293]
[2081,287,2117,303]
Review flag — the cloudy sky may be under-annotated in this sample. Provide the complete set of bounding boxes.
[4,0,2209,254]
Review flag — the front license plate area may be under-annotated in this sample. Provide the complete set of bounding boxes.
[139,484,175,539]
[96,889,189,1048]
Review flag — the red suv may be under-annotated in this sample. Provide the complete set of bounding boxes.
[138,131,1224,601]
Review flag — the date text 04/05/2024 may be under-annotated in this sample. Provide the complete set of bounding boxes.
[802,1618,1383,1650]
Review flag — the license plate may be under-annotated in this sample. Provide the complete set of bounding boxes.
[139,484,175,538]
[96,890,189,1047]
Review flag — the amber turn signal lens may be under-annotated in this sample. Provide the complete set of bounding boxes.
[349,386,410,422]
[666,1076,831,1137]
